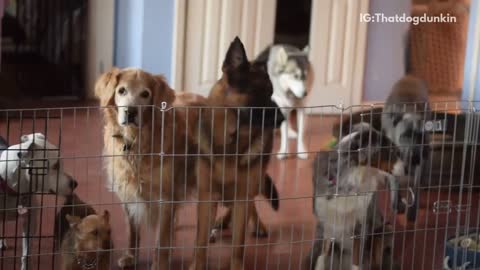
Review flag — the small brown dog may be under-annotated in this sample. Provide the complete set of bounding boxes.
[55,194,112,270]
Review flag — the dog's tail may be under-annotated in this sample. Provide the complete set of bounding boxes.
[263,174,279,211]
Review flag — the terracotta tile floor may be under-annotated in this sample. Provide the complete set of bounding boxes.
[0,106,478,270]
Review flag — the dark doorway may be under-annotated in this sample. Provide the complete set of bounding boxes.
[273,0,312,49]
[1,0,88,103]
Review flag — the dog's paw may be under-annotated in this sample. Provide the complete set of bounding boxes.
[209,228,218,243]
[0,239,8,250]
[118,254,135,268]
[20,257,31,270]
[277,151,289,160]
[150,262,169,270]
[230,259,244,270]
[297,152,308,160]
[252,228,268,238]
[189,261,206,270]
[287,128,298,139]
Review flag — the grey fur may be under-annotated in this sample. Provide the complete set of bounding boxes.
[381,75,431,221]
[305,124,400,270]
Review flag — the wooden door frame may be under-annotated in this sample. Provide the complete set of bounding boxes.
[172,0,187,91]
[86,0,115,99]
[462,0,480,102]
[305,0,369,110]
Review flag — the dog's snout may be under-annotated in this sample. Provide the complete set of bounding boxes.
[126,108,138,123]
[70,178,78,190]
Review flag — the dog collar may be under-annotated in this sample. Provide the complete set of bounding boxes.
[328,177,336,186]
[112,134,132,152]
[76,256,97,270]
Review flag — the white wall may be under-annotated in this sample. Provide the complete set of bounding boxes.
[115,0,176,84]
[86,0,115,99]
[362,0,411,102]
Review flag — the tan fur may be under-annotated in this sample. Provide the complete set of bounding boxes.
[191,75,275,270]
[95,68,206,270]
[385,75,429,112]
[60,211,112,270]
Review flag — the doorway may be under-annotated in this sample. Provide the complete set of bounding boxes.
[273,0,312,49]
[0,0,88,102]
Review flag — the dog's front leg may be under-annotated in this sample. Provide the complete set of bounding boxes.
[210,204,231,243]
[351,238,361,270]
[0,239,7,250]
[277,114,290,160]
[230,195,247,270]
[406,165,421,222]
[151,202,175,270]
[190,165,218,270]
[296,108,308,159]
[303,223,324,270]
[118,205,140,268]
[21,203,37,270]
[248,201,268,238]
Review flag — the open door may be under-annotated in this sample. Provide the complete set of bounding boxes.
[182,0,277,96]
[305,0,369,108]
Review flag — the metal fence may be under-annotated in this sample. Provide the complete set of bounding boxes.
[0,102,478,269]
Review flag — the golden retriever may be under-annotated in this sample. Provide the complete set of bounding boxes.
[95,68,205,269]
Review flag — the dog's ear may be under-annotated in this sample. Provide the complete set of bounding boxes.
[152,75,176,108]
[66,214,82,228]
[95,68,121,107]
[222,36,249,72]
[102,210,110,223]
[303,45,310,55]
[275,46,288,65]
[15,137,36,160]
[21,133,45,143]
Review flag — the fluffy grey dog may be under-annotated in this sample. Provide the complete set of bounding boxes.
[381,75,430,222]
[304,123,401,270]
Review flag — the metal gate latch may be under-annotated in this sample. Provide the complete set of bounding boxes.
[433,200,470,214]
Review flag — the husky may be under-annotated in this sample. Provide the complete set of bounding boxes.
[381,75,430,222]
[255,44,312,159]
[0,133,77,270]
[304,123,401,270]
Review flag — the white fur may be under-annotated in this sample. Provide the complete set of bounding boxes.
[315,254,326,270]
[338,131,359,145]
[0,133,74,270]
[268,46,309,160]
[114,75,152,127]
[314,167,388,270]
[392,159,406,176]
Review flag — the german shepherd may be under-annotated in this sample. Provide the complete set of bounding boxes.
[190,37,284,270]
[209,174,279,242]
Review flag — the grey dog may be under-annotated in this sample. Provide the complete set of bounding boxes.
[304,123,401,270]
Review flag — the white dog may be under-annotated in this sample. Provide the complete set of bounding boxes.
[255,44,312,159]
[0,133,77,270]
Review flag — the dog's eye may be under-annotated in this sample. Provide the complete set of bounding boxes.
[91,229,98,236]
[51,162,59,170]
[140,90,150,99]
[118,87,127,95]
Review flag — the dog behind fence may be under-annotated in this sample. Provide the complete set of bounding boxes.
[0,101,478,269]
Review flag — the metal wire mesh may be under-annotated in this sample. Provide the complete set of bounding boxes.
[0,101,478,270]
